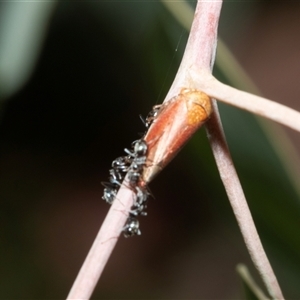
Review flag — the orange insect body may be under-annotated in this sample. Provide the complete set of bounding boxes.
[142,89,212,184]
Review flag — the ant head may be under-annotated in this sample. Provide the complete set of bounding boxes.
[133,140,147,156]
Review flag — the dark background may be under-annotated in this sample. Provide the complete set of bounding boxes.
[0,1,300,299]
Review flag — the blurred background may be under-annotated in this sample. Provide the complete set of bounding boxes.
[0,1,300,299]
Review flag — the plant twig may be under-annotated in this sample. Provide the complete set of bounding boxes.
[160,0,284,298]
[216,39,300,202]
[66,178,136,299]
[162,0,300,201]
[67,1,289,298]
[163,1,220,103]
[162,0,300,134]
[205,102,284,300]
[66,2,222,298]
[198,75,300,133]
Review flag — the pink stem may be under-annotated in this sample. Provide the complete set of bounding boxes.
[200,75,300,133]
[206,102,284,300]
[66,180,136,299]
[66,1,284,299]
[165,1,221,101]
[176,1,284,298]
[66,2,223,299]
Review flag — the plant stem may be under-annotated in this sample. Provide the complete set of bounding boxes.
[66,179,136,299]
[67,1,287,298]
[199,75,300,134]
[205,102,284,300]
[165,0,284,298]
[164,0,221,102]
[162,0,300,202]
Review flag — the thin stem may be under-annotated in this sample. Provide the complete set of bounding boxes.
[197,74,300,133]
[66,179,136,299]
[162,0,300,201]
[164,1,221,102]
[168,0,284,298]
[66,2,223,299]
[67,0,289,298]
[216,39,300,202]
[205,102,284,300]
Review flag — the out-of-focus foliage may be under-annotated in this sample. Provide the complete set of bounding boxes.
[0,1,300,299]
[236,264,270,300]
[0,2,57,100]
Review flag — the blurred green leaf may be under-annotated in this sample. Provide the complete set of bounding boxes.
[236,264,270,300]
[0,2,57,100]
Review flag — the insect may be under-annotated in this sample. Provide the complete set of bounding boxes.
[129,186,150,217]
[102,186,117,205]
[102,122,153,237]
[129,202,147,217]
[122,180,150,236]
[101,181,119,204]
[124,139,148,190]
[101,151,137,205]
[124,139,148,159]
[140,104,162,128]
[123,217,141,237]
[108,168,123,185]
[135,186,150,205]
[112,156,132,172]
[101,164,125,205]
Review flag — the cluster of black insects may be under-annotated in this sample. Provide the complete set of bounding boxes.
[101,105,161,237]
